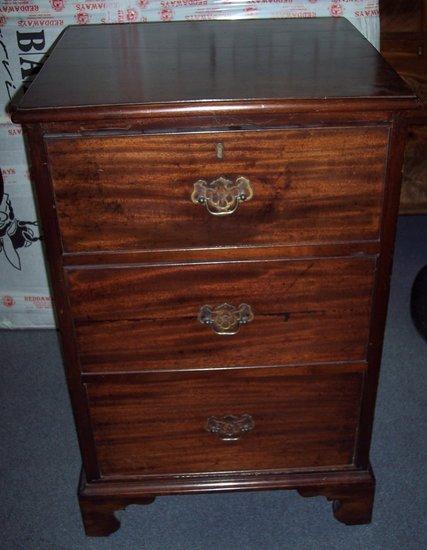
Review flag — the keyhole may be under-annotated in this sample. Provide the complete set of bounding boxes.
[216,142,224,160]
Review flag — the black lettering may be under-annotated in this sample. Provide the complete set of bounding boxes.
[16,30,45,52]
[19,57,43,78]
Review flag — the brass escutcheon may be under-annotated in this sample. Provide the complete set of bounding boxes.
[191,176,253,216]
[206,414,254,441]
[198,303,254,335]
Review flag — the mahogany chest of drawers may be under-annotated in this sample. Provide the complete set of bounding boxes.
[12,18,418,536]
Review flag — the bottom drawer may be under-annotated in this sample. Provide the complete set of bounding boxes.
[86,365,364,478]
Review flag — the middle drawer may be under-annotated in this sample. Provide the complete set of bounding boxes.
[67,256,375,374]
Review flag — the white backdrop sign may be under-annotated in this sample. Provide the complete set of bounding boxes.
[0,0,379,328]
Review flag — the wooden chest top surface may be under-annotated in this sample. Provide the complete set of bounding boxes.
[14,18,417,122]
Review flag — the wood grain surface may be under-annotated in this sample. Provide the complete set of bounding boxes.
[380,0,424,33]
[401,125,427,213]
[14,17,416,532]
[380,0,427,214]
[67,256,375,373]
[47,126,388,253]
[12,18,417,124]
[85,366,363,477]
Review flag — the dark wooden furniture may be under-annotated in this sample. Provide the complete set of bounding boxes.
[411,265,427,340]
[12,18,418,536]
[380,0,427,213]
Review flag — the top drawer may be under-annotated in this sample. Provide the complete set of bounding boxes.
[46,126,389,254]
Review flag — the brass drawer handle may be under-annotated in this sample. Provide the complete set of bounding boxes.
[198,303,254,335]
[206,414,254,441]
[191,176,253,216]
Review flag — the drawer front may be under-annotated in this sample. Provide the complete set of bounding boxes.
[86,366,363,477]
[47,126,388,253]
[67,257,375,373]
